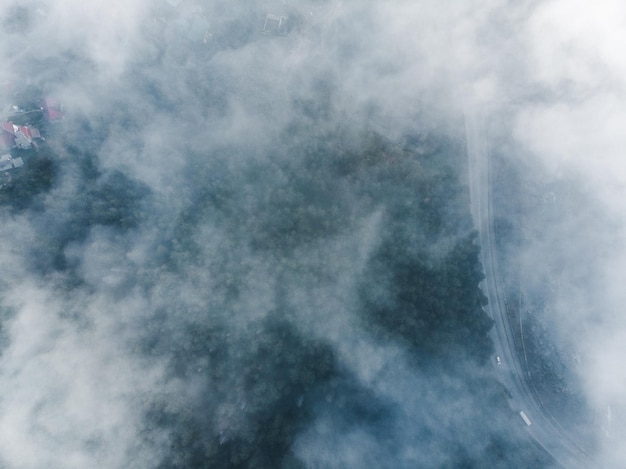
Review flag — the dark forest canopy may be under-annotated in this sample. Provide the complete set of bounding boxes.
[13,109,547,466]
[144,122,546,468]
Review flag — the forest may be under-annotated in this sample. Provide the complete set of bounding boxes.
[0,101,556,466]
[0,3,560,467]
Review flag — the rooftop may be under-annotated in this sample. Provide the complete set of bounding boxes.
[263,14,289,35]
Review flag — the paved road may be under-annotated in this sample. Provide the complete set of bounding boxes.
[464,105,594,469]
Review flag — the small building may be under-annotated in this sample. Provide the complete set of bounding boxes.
[0,153,23,172]
[263,14,288,35]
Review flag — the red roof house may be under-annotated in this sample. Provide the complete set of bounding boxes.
[42,97,63,121]
[0,121,42,150]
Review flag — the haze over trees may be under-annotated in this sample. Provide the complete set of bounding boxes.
[5,94,548,466]
[0,1,601,468]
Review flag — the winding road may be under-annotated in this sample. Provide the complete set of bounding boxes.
[464,105,594,469]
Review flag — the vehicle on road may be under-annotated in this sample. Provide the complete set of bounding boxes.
[520,410,532,426]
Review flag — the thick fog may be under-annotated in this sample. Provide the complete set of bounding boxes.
[0,0,623,468]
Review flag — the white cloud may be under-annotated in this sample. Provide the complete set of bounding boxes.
[0,282,170,469]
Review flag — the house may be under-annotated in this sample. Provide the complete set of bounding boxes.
[1,121,42,150]
[42,97,63,121]
[0,152,22,187]
[0,153,23,172]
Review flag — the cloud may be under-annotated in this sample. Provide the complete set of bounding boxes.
[0,281,171,469]
[484,1,626,465]
[0,0,624,468]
